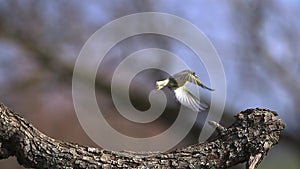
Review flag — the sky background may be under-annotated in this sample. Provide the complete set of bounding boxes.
[0,1,299,168]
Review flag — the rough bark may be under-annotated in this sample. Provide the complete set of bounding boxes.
[0,102,285,169]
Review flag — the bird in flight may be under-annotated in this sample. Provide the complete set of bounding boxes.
[156,70,214,112]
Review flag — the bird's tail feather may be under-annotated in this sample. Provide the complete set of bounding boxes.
[201,84,214,91]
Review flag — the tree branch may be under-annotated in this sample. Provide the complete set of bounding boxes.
[0,102,285,169]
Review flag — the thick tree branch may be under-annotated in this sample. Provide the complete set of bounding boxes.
[0,102,285,169]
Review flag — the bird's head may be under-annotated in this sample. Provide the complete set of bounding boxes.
[156,78,169,90]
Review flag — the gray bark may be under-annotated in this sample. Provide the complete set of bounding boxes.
[0,103,285,169]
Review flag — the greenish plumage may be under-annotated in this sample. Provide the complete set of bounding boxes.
[156,70,214,111]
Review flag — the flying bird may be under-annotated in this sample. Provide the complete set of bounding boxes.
[156,70,214,111]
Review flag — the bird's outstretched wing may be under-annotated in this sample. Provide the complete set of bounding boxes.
[173,70,214,91]
[174,86,208,112]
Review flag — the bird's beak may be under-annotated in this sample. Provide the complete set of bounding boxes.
[157,85,164,90]
[156,79,169,90]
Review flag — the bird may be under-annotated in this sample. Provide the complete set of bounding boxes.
[156,70,214,111]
